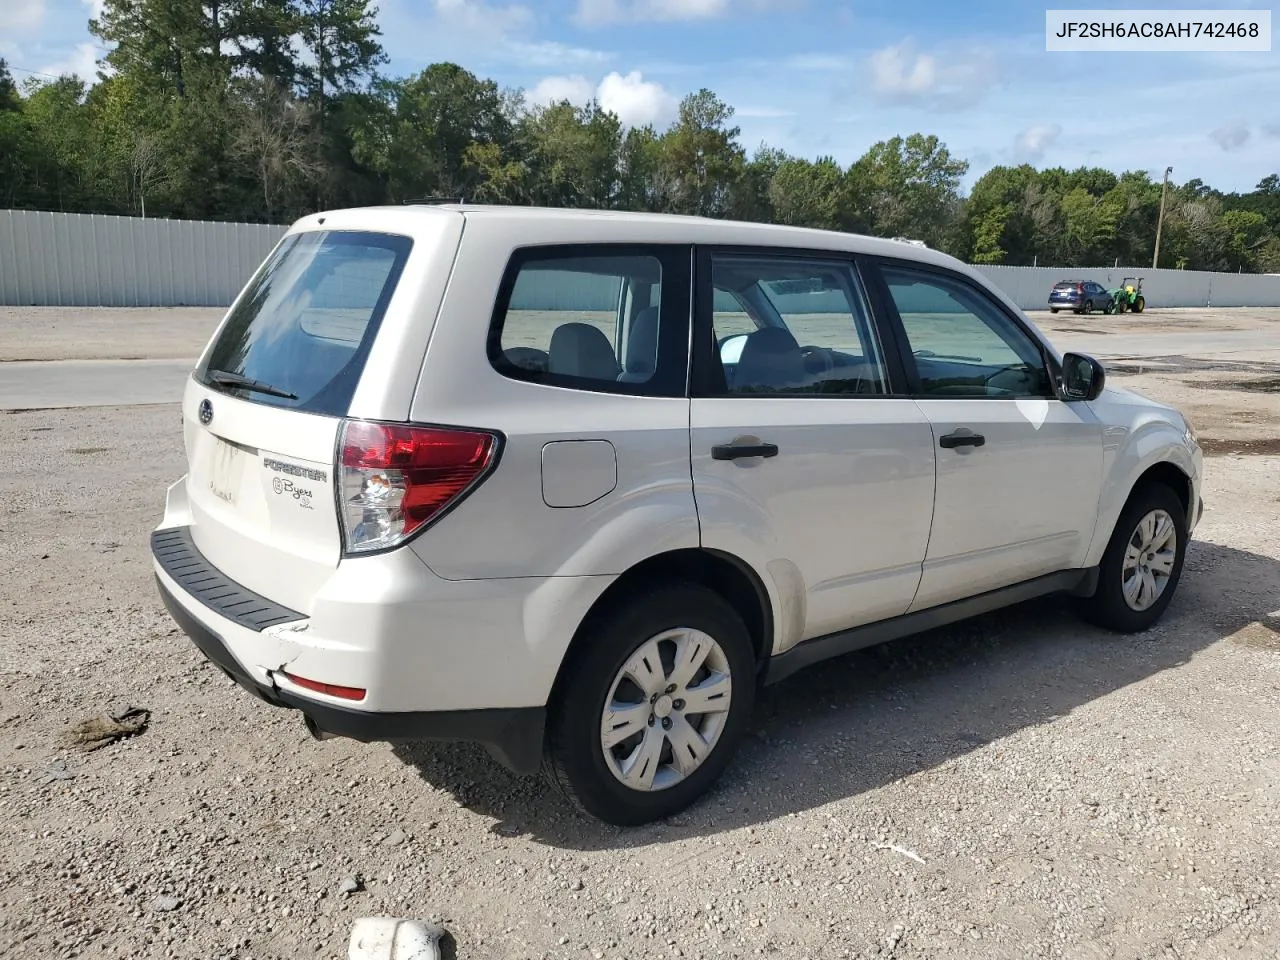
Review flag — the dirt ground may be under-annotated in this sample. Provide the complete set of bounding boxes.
[0,307,1278,960]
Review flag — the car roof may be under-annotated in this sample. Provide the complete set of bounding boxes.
[289,203,970,273]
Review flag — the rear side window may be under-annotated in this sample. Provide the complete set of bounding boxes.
[488,247,688,396]
[197,230,412,416]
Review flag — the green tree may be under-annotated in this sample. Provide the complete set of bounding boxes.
[615,124,662,212]
[654,89,745,218]
[1220,209,1270,272]
[1060,186,1121,265]
[848,133,968,248]
[0,59,19,111]
[767,156,846,230]
[963,164,1038,264]
[520,100,622,209]
[382,63,514,200]
[295,0,386,117]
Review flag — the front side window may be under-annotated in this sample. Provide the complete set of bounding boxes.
[491,252,673,393]
[881,264,1053,399]
[196,230,413,416]
[707,254,888,396]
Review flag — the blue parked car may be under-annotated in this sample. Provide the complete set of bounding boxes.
[1048,280,1109,314]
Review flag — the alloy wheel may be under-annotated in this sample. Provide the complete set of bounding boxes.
[600,628,733,792]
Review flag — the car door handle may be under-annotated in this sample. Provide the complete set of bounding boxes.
[939,430,986,449]
[712,441,779,461]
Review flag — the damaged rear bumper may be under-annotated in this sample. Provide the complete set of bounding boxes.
[150,529,546,775]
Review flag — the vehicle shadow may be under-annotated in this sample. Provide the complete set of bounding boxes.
[391,538,1279,850]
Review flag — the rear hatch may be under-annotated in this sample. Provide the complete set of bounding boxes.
[1050,282,1080,300]
[180,218,449,613]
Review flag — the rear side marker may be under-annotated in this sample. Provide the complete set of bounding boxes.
[281,671,367,702]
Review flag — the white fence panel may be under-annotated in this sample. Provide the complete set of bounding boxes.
[973,264,1280,310]
[3,209,1280,309]
[0,210,287,307]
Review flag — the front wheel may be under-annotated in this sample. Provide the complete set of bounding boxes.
[544,582,757,825]
[1132,296,1145,313]
[1075,482,1187,633]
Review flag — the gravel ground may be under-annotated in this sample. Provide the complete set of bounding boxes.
[0,307,222,361]
[1,309,1279,960]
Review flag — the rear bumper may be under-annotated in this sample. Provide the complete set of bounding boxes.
[154,570,546,774]
[150,512,576,774]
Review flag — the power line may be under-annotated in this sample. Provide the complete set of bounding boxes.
[7,65,65,81]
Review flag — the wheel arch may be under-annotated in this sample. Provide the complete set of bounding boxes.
[1129,460,1192,518]
[547,548,775,706]
[1086,456,1194,569]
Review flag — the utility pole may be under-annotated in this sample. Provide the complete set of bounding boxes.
[1153,165,1172,269]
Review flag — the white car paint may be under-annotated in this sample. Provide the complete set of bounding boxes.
[151,203,1204,776]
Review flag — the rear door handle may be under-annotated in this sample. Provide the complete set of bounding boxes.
[712,441,779,461]
[939,429,985,449]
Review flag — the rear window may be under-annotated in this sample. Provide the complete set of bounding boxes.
[196,230,413,416]
[1053,282,1079,290]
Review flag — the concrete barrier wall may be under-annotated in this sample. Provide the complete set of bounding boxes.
[3,209,1280,309]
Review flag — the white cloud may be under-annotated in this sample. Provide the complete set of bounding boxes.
[735,106,796,119]
[530,70,678,127]
[39,42,100,82]
[0,0,45,31]
[505,40,612,69]
[380,0,612,71]
[528,74,597,107]
[597,70,678,127]
[1210,120,1250,152]
[1262,122,1280,139]
[1013,124,1062,163]
[782,53,851,72]
[432,0,532,32]
[867,40,998,110]
[82,0,106,18]
[576,0,791,25]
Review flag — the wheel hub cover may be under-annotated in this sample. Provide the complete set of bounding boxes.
[653,695,674,719]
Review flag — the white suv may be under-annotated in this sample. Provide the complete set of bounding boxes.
[152,204,1204,825]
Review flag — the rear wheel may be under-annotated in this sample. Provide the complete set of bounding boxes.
[1076,482,1187,633]
[544,582,757,825]
[1049,307,1059,314]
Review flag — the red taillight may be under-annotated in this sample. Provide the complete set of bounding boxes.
[1077,284,1084,292]
[338,420,498,553]
[281,671,366,701]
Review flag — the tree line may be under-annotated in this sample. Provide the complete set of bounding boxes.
[2,0,1278,273]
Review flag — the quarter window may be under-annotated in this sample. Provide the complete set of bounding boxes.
[881,265,1054,399]
[491,253,668,392]
[707,254,888,396]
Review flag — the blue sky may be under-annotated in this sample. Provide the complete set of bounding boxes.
[3,0,1279,192]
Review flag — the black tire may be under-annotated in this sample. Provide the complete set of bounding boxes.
[1133,296,1145,313]
[1075,481,1188,633]
[1049,307,1059,314]
[544,582,757,826]
[1082,299,1093,315]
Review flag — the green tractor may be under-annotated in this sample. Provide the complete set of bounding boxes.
[1107,277,1146,314]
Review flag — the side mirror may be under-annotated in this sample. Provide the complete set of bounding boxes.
[1060,352,1106,401]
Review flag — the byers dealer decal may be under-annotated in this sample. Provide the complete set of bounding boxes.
[263,457,327,510]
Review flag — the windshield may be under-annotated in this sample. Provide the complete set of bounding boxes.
[196,230,413,417]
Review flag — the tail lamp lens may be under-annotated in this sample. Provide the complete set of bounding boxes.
[338,420,497,553]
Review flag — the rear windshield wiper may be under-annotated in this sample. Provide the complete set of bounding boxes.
[206,369,298,400]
